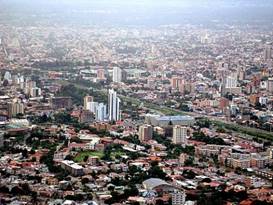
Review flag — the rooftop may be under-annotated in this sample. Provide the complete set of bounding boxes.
[157,115,194,121]
[143,178,171,190]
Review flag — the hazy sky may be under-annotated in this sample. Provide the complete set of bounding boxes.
[1,0,273,26]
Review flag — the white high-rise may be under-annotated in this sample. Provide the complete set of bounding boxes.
[96,103,107,121]
[172,125,188,145]
[87,102,99,113]
[108,89,121,121]
[113,67,122,83]
[4,71,12,82]
[225,76,237,88]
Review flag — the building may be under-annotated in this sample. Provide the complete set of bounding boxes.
[87,101,99,113]
[264,44,272,61]
[88,156,99,165]
[0,131,5,147]
[30,87,41,97]
[3,71,12,83]
[195,145,230,157]
[108,89,121,121]
[232,158,251,169]
[50,97,72,110]
[222,76,241,95]
[245,176,264,188]
[179,153,188,166]
[142,178,186,205]
[225,76,237,88]
[145,115,194,128]
[143,178,175,192]
[84,96,94,110]
[113,67,126,83]
[7,100,24,118]
[96,103,107,121]
[171,76,184,90]
[139,124,153,142]
[91,122,111,131]
[172,125,187,145]
[60,160,84,176]
[79,110,94,123]
[24,80,37,95]
[267,78,273,93]
[172,190,186,205]
[97,69,105,80]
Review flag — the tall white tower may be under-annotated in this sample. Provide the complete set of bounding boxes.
[96,103,107,121]
[108,89,121,121]
[113,67,122,83]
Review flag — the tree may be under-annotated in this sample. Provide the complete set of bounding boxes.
[2,79,8,86]
[148,165,168,180]
[196,118,211,128]
[180,104,190,112]
[83,155,89,162]
[81,177,89,184]
[155,199,165,205]
[21,149,28,158]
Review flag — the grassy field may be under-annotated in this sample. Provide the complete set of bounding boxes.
[111,151,126,159]
[213,121,273,142]
[74,151,104,162]
[74,150,126,162]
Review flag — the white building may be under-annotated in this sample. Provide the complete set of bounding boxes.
[108,89,121,121]
[172,125,187,145]
[225,76,237,88]
[259,97,268,105]
[30,87,41,97]
[96,103,107,121]
[4,71,12,82]
[113,67,122,83]
[87,102,99,113]
[172,190,186,205]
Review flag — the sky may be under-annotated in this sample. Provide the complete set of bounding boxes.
[1,0,273,26]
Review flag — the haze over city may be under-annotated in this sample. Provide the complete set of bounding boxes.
[0,1,273,205]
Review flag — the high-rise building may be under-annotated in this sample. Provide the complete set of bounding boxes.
[113,67,122,83]
[222,75,241,95]
[87,101,98,113]
[96,103,107,121]
[171,76,184,90]
[264,44,272,61]
[97,69,105,80]
[113,67,126,83]
[139,124,153,142]
[84,96,94,110]
[172,125,187,145]
[267,78,273,93]
[225,76,237,88]
[108,89,121,121]
[7,100,24,118]
[30,87,41,97]
[3,71,12,82]
[24,80,34,93]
